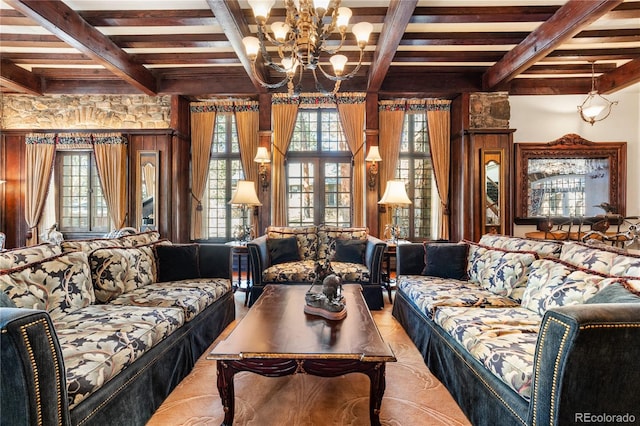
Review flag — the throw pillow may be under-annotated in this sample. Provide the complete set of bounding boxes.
[586,281,640,304]
[422,242,469,280]
[155,244,200,282]
[333,239,367,264]
[267,237,300,265]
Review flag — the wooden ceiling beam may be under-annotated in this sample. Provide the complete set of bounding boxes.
[598,57,640,93]
[410,6,558,23]
[368,0,418,91]
[206,0,268,94]
[4,0,158,95]
[0,58,42,95]
[483,0,623,91]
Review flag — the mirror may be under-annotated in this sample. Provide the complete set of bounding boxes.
[514,134,626,223]
[137,151,158,231]
[481,149,504,235]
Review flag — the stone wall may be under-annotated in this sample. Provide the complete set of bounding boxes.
[469,92,510,128]
[1,94,171,129]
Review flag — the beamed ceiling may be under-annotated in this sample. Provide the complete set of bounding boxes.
[1,0,639,100]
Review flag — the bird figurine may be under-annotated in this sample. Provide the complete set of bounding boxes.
[594,202,616,214]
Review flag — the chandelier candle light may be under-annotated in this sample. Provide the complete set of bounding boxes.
[378,180,412,244]
[243,0,373,96]
[229,180,262,243]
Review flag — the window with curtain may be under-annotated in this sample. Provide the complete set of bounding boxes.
[395,112,435,240]
[55,151,109,233]
[287,109,352,226]
[203,113,244,240]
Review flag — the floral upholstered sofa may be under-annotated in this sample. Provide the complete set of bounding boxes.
[0,231,236,426]
[392,234,640,426]
[247,225,387,309]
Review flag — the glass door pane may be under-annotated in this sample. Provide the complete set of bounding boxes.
[287,162,315,226]
[324,161,351,226]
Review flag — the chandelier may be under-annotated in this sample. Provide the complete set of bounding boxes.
[242,0,373,96]
[577,62,618,125]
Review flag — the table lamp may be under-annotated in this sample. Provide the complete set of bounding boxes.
[378,180,412,243]
[229,180,262,243]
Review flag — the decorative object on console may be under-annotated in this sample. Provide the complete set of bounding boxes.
[378,180,412,244]
[577,62,617,125]
[365,146,382,191]
[40,223,64,245]
[229,180,262,243]
[242,0,373,96]
[254,146,271,190]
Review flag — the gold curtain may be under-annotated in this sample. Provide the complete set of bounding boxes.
[426,99,452,240]
[336,92,366,227]
[93,134,128,230]
[234,101,260,184]
[25,134,56,246]
[271,95,299,226]
[189,102,217,239]
[377,101,406,236]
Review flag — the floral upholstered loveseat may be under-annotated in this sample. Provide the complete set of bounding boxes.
[392,234,640,426]
[0,231,236,426]
[247,225,387,309]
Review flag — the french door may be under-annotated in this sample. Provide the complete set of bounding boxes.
[286,158,352,227]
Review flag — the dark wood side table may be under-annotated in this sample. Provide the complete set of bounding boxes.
[225,242,251,306]
[382,240,409,304]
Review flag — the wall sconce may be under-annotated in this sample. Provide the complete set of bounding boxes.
[253,147,271,191]
[365,146,382,191]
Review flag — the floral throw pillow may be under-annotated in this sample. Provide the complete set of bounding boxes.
[0,251,94,320]
[89,246,156,303]
[468,245,536,297]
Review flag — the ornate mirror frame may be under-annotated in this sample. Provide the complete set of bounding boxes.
[514,134,627,224]
[481,149,505,235]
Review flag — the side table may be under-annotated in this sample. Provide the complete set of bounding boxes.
[225,242,251,306]
[382,240,410,304]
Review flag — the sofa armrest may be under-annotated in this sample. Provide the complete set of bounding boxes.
[198,244,233,279]
[247,235,269,287]
[364,236,386,285]
[530,303,640,426]
[396,243,425,275]
[0,308,69,426]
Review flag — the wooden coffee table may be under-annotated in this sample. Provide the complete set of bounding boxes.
[208,284,396,426]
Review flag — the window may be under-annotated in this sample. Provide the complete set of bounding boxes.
[530,176,586,216]
[287,109,352,226]
[203,113,244,240]
[55,151,109,233]
[394,112,435,240]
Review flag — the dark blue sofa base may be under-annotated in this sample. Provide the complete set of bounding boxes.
[392,288,529,426]
[249,282,384,310]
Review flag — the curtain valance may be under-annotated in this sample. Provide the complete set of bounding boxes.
[25,133,127,147]
[190,100,259,113]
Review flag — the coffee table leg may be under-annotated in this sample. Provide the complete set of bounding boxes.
[217,360,236,426]
[364,362,386,426]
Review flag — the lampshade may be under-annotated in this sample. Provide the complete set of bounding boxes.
[229,181,262,206]
[378,180,412,206]
[365,146,382,162]
[254,147,271,164]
